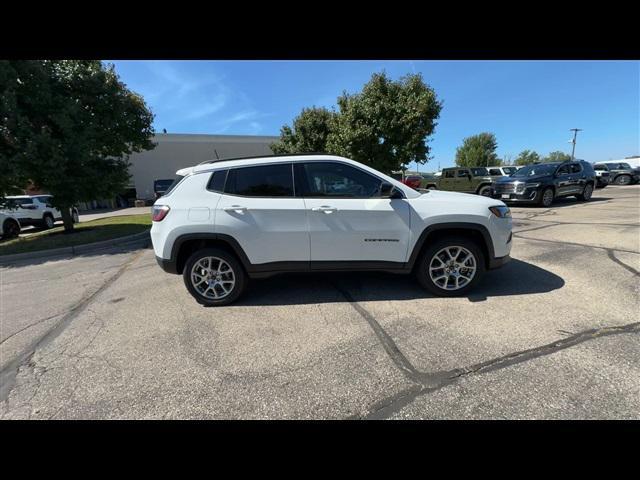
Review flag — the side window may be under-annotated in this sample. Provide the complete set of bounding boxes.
[297,162,383,198]
[489,169,502,175]
[557,165,571,175]
[207,169,228,193]
[457,169,469,177]
[225,164,294,197]
[570,163,582,174]
[444,170,455,178]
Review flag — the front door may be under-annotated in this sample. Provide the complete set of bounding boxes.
[455,169,473,192]
[296,162,411,264]
[555,164,573,195]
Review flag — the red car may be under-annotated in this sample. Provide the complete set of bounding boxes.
[402,175,424,190]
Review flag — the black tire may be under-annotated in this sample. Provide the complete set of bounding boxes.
[538,187,554,207]
[577,183,594,201]
[477,185,492,197]
[183,247,247,306]
[42,213,55,229]
[3,219,20,239]
[426,185,437,190]
[414,235,486,297]
[614,174,631,186]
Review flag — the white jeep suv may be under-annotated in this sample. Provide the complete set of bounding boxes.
[151,154,512,306]
[1,195,79,229]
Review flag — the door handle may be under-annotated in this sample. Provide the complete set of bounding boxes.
[223,205,248,213]
[311,206,337,214]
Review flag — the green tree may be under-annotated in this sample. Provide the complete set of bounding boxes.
[543,151,572,163]
[454,132,499,167]
[271,72,442,174]
[514,150,541,166]
[270,107,336,154]
[0,60,155,232]
[327,72,442,173]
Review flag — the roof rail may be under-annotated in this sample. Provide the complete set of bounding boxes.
[197,152,331,166]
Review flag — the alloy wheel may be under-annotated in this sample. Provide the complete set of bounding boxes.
[542,189,554,207]
[190,256,236,300]
[428,246,477,291]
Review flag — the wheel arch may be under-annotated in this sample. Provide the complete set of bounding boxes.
[408,223,495,271]
[171,233,251,275]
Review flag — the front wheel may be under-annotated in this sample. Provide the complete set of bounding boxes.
[538,187,554,207]
[415,236,486,297]
[183,248,247,306]
[42,214,55,229]
[2,219,20,239]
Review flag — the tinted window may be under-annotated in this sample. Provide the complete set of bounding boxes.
[594,164,607,171]
[457,170,469,177]
[502,167,517,175]
[512,164,557,177]
[556,165,571,175]
[444,170,455,178]
[489,168,502,175]
[470,168,488,176]
[225,164,294,197]
[570,163,582,173]
[207,170,228,193]
[297,162,382,198]
[9,198,33,205]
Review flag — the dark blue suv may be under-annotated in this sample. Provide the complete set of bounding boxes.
[492,160,597,207]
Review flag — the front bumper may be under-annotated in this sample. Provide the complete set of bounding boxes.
[491,188,540,203]
[488,254,511,270]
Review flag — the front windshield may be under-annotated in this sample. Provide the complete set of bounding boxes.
[470,168,489,176]
[512,164,557,177]
[502,167,517,176]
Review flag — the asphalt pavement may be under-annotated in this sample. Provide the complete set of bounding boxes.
[1,185,638,419]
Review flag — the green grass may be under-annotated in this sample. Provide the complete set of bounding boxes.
[0,214,151,256]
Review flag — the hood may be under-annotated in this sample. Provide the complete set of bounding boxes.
[420,188,502,207]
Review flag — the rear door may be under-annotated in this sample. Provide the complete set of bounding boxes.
[215,163,310,265]
[297,161,411,264]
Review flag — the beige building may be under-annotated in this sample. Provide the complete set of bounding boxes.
[126,133,278,202]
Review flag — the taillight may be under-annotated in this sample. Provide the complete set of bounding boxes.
[152,205,170,222]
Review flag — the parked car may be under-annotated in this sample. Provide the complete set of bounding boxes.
[402,174,424,190]
[593,162,639,186]
[151,154,512,306]
[0,211,21,239]
[492,160,597,207]
[0,195,79,229]
[592,164,610,188]
[423,167,494,197]
[154,179,176,199]
[487,166,519,177]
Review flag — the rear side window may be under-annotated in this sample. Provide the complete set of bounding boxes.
[570,163,582,173]
[444,170,455,178]
[489,169,502,175]
[207,170,228,193]
[225,164,294,197]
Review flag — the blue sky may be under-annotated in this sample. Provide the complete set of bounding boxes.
[108,60,639,170]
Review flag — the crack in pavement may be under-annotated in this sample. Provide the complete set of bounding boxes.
[331,278,640,420]
[0,250,144,404]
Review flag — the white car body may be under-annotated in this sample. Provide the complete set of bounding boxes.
[151,155,512,277]
[487,166,519,177]
[0,195,78,228]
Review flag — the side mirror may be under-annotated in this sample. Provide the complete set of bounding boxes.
[380,182,403,199]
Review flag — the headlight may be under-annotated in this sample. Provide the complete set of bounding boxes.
[525,183,540,188]
[489,205,511,218]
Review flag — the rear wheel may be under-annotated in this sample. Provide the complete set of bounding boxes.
[3,219,20,239]
[614,174,631,185]
[427,185,437,190]
[577,183,593,201]
[183,248,247,306]
[415,236,486,297]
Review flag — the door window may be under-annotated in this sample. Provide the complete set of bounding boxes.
[296,162,383,198]
[570,163,582,174]
[457,170,470,177]
[225,164,294,197]
[556,165,571,175]
[444,170,455,178]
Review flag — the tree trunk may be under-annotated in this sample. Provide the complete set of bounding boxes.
[60,207,74,233]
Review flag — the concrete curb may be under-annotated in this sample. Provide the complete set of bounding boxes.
[0,229,150,266]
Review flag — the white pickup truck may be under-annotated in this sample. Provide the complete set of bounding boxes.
[0,195,79,229]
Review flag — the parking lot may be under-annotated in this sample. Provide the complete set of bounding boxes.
[1,185,638,419]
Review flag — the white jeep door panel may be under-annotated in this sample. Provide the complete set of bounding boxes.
[296,161,411,263]
[215,164,309,265]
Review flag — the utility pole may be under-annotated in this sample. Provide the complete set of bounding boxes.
[569,128,582,160]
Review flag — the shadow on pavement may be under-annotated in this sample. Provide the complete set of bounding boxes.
[232,258,565,306]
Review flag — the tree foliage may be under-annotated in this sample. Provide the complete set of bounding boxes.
[454,132,499,167]
[514,149,541,166]
[0,60,155,231]
[543,151,572,163]
[271,72,442,173]
[270,107,336,154]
